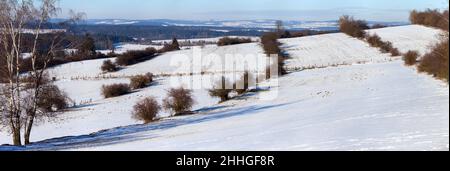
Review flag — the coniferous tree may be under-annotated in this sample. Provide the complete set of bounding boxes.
[171,37,180,50]
[78,34,96,56]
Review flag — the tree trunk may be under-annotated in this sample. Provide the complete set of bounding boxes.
[24,117,35,145]
[12,128,22,146]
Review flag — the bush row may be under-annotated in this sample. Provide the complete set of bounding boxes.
[209,72,255,102]
[418,38,449,82]
[410,9,449,31]
[365,34,401,56]
[133,87,195,123]
[101,73,155,98]
[339,15,369,39]
[116,47,158,66]
[217,37,252,46]
[260,32,287,76]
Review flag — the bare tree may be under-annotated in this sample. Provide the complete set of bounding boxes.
[0,0,82,145]
[275,20,284,34]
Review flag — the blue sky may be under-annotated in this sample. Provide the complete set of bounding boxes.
[58,0,448,21]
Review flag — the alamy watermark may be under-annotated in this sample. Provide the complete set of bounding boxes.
[168,47,280,100]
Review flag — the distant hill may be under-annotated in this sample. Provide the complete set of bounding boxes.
[51,19,408,31]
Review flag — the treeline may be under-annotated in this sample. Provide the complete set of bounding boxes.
[101,38,181,72]
[410,9,449,31]
[261,32,288,76]
[1,33,117,82]
[410,9,449,82]
[116,48,158,66]
[338,10,449,82]
[417,38,448,82]
[339,15,400,57]
[217,37,252,46]
[70,25,264,41]
[339,15,369,38]
[91,34,133,50]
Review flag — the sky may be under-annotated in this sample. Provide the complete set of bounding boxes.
[57,0,448,21]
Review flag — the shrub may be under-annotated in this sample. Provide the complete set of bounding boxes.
[78,34,96,56]
[116,47,157,66]
[366,34,401,56]
[378,41,393,53]
[66,52,110,62]
[209,77,233,102]
[132,97,161,123]
[410,9,449,31]
[261,32,281,56]
[234,71,254,94]
[339,15,369,38]
[389,47,401,57]
[366,34,384,47]
[158,38,181,53]
[260,32,287,76]
[130,74,153,89]
[163,87,195,115]
[217,37,252,46]
[145,72,154,82]
[101,59,118,72]
[418,38,449,82]
[403,51,420,66]
[101,83,131,98]
[37,85,69,112]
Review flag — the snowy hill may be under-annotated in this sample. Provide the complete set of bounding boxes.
[0,25,447,151]
[366,25,443,55]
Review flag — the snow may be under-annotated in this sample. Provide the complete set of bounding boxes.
[280,25,444,70]
[47,58,114,80]
[77,61,446,151]
[0,76,220,147]
[48,42,266,80]
[279,33,393,70]
[97,43,163,55]
[211,29,231,33]
[366,25,443,55]
[110,43,267,77]
[16,29,66,34]
[0,25,447,151]
[1,61,447,151]
[152,36,260,44]
[95,20,139,25]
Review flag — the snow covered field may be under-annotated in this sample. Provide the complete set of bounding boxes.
[366,25,443,55]
[48,42,267,80]
[112,42,267,76]
[0,25,447,151]
[279,25,442,70]
[280,33,393,70]
[97,43,164,55]
[152,36,260,44]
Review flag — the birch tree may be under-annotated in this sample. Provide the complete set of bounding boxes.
[0,0,83,145]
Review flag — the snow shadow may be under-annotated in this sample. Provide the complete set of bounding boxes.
[0,101,297,151]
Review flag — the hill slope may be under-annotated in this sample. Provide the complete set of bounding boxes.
[0,25,447,150]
